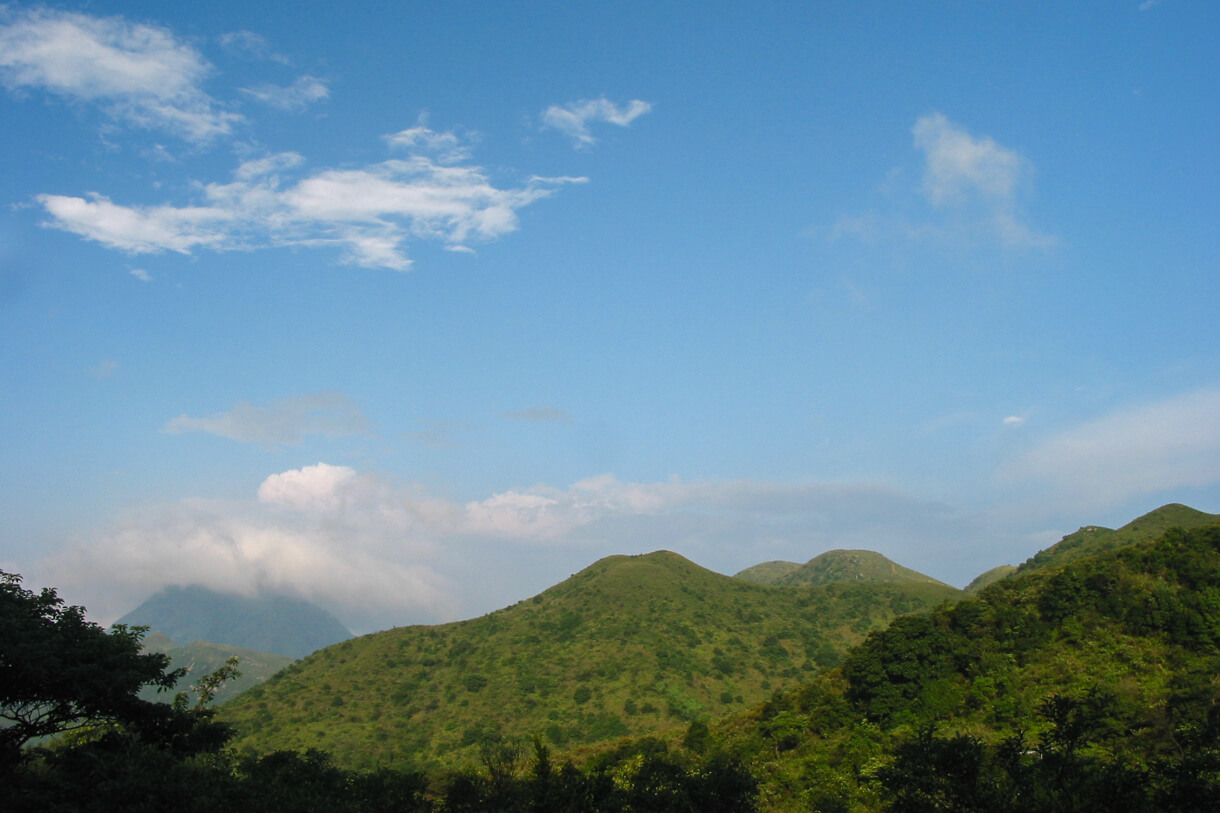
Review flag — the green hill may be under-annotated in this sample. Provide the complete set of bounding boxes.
[735,549,948,589]
[964,564,1017,594]
[776,549,950,588]
[1017,503,1219,575]
[220,550,961,770]
[707,520,1220,811]
[733,560,801,585]
[138,637,294,706]
[116,585,352,658]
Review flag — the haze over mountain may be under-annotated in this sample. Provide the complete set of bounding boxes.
[116,585,351,659]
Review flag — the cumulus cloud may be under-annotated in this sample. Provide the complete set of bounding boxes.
[502,406,574,424]
[239,75,329,111]
[542,96,652,147]
[1001,387,1220,510]
[0,7,239,142]
[829,113,1054,251]
[257,462,358,511]
[37,127,586,270]
[33,466,979,631]
[163,391,370,445]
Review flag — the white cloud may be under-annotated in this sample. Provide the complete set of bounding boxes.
[239,75,329,111]
[829,113,1054,252]
[129,268,151,282]
[542,96,652,147]
[219,30,290,64]
[257,462,358,511]
[914,113,1021,206]
[37,192,236,254]
[163,391,370,445]
[37,128,587,270]
[1003,415,1026,427]
[1001,387,1220,510]
[0,8,239,142]
[912,113,1054,249]
[37,497,454,631]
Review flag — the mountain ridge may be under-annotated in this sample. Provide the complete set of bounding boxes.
[220,549,961,769]
[116,584,352,659]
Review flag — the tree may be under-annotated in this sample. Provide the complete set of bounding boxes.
[0,571,185,764]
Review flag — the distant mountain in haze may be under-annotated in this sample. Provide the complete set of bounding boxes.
[116,585,351,659]
[735,549,950,588]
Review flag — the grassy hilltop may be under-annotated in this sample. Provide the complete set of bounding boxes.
[221,550,961,770]
[737,549,952,589]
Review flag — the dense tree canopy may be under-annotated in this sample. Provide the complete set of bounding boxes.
[0,570,190,763]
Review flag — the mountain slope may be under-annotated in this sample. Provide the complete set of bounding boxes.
[735,549,948,589]
[733,560,801,585]
[138,637,294,706]
[220,550,961,770]
[711,521,1220,811]
[1018,503,1219,575]
[116,585,351,658]
[964,564,1017,594]
[776,549,950,588]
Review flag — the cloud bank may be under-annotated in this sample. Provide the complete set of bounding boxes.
[36,466,975,632]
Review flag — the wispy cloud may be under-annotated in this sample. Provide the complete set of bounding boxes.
[0,8,239,142]
[912,113,1054,249]
[502,405,574,424]
[163,391,371,445]
[36,126,587,270]
[1000,387,1220,510]
[239,75,329,111]
[90,358,118,379]
[219,30,290,64]
[829,113,1054,252]
[542,96,652,148]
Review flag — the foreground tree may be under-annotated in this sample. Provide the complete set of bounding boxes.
[0,570,199,765]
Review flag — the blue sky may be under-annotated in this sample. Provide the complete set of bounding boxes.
[2,1,1218,631]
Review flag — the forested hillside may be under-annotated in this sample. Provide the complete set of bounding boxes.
[220,550,961,770]
[710,522,1220,811]
[1016,503,1219,575]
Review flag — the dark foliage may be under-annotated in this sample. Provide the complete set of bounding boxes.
[0,571,201,765]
